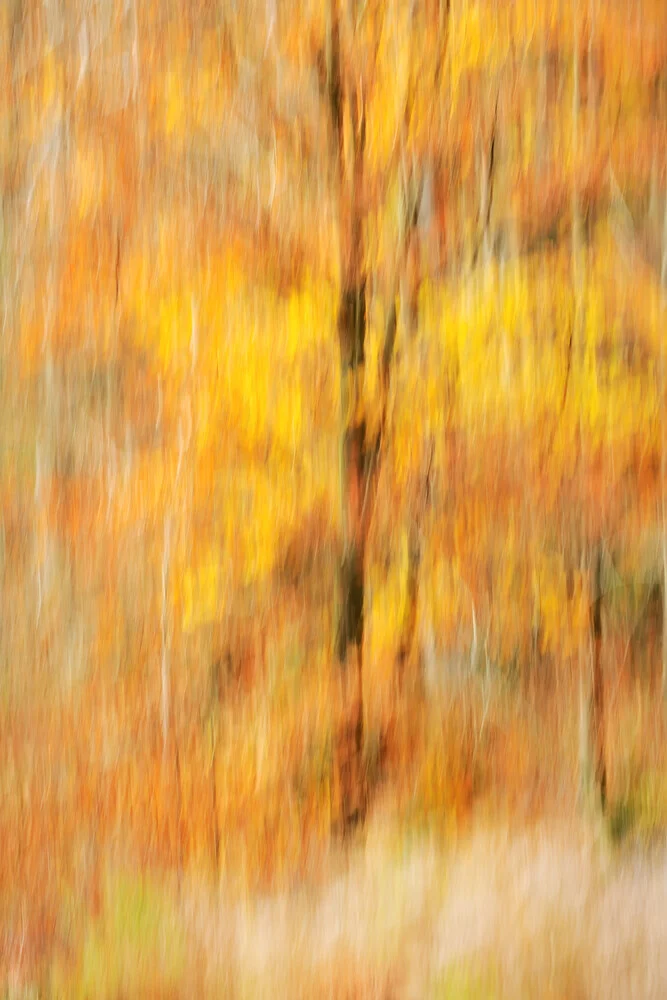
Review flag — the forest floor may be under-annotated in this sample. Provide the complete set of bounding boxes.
[8,676,667,998]
[176,810,667,999]
[42,803,667,1000]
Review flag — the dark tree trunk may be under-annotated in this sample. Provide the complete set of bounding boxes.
[327,0,369,833]
[581,544,606,812]
[333,280,369,830]
[396,523,420,694]
[394,173,425,694]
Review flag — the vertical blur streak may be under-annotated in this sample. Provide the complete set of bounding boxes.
[161,516,171,759]
[661,187,667,698]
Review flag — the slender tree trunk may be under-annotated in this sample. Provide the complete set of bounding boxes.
[580,545,606,811]
[572,0,582,298]
[333,271,368,829]
[571,0,605,812]
[590,545,607,809]
[395,175,424,694]
[396,522,421,693]
[660,185,667,699]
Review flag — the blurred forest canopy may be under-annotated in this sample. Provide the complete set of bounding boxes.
[1,0,667,988]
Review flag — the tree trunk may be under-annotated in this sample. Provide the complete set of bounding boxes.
[395,176,424,694]
[591,545,606,809]
[333,282,368,831]
[572,0,583,298]
[580,545,606,811]
[396,522,421,694]
[661,185,667,699]
[325,0,445,831]
[328,1,369,833]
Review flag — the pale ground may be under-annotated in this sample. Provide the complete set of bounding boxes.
[180,811,667,999]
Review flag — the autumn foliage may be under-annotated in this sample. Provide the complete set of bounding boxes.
[1,0,667,992]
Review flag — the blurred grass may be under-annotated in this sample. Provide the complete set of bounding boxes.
[428,966,499,999]
[50,871,187,999]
